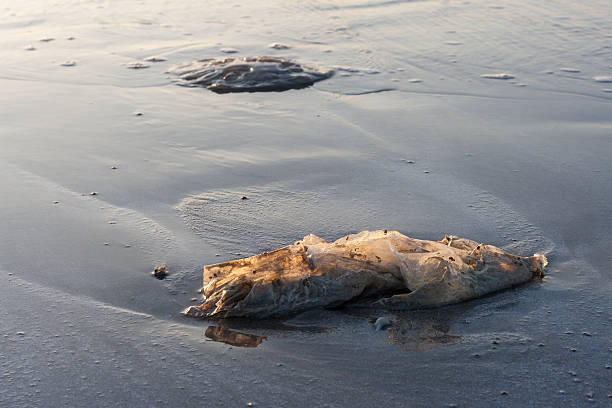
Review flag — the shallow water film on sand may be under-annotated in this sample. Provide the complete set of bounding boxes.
[1,0,611,406]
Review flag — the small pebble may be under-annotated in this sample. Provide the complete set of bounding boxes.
[53,201,60,204]
[220,47,238,54]
[564,330,574,334]
[152,266,168,280]
[587,392,594,399]
[570,348,577,352]
[559,390,566,394]
[269,43,290,50]
[40,37,54,42]
[276,363,283,367]
[500,391,508,396]
[66,36,76,40]
[423,170,430,174]
[374,317,391,331]
[215,254,221,256]
[17,331,25,336]
[134,112,143,116]
[605,365,610,369]
[60,61,77,67]
[569,371,577,376]
[25,45,36,51]
[103,243,110,246]
[126,62,150,69]
[111,166,118,169]
[582,332,593,336]
[492,340,499,345]
[90,192,98,196]
[538,343,545,347]
[241,196,248,200]
[191,298,198,302]
[124,244,131,248]
[246,403,256,407]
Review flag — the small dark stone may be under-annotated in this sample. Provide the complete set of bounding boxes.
[152,266,168,280]
[241,196,248,200]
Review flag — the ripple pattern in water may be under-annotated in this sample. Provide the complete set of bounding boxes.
[168,56,334,93]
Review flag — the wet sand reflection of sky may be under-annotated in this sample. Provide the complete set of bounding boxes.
[385,319,461,352]
[205,326,266,348]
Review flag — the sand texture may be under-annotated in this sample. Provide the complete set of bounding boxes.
[1,0,611,406]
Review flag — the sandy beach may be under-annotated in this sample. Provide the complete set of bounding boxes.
[1,0,611,406]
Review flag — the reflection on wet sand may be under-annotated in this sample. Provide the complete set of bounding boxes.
[205,326,266,348]
[386,318,461,352]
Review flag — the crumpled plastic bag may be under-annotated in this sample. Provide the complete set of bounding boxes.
[184,230,546,318]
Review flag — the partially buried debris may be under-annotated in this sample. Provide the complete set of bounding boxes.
[168,56,333,93]
[152,266,168,280]
[184,230,547,318]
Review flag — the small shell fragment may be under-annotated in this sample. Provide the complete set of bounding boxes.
[480,73,515,80]
[126,62,150,69]
[374,317,391,331]
[144,56,167,62]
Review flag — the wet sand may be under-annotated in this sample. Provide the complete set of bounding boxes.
[1,0,611,406]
